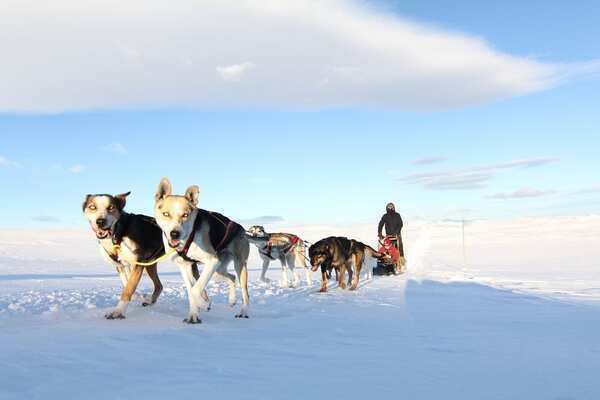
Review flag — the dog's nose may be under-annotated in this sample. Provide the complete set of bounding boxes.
[96,218,107,227]
[170,230,181,240]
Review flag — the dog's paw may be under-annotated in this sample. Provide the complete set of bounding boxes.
[141,295,155,307]
[105,310,126,320]
[183,314,202,324]
[259,277,271,283]
[201,301,212,312]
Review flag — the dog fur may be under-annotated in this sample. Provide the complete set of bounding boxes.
[246,225,312,287]
[82,192,164,319]
[308,236,381,292]
[154,177,250,324]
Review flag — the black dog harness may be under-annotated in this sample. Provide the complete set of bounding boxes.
[175,209,243,262]
[101,213,165,264]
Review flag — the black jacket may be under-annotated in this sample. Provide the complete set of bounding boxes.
[378,211,403,236]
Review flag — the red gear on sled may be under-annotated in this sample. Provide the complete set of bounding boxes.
[378,236,400,264]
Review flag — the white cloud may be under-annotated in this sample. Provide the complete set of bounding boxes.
[239,216,285,226]
[400,157,559,190]
[68,164,86,173]
[1,0,592,113]
[412,156,448,165]
[32,215,61,223]
[102,142,128,155]
[485,187,556,200]
[573,183,600,195]
[216,62,255,82]
[0,156,19,167]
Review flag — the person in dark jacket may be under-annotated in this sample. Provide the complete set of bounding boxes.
[378,202,405,273]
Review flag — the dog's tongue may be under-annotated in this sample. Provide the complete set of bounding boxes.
[311,265,319,272]
[169,239,181,248]
[93,226,110,238]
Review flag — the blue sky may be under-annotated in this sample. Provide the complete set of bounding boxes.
[1,0,599,228]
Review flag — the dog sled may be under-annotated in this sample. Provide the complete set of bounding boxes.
[373,235,404,276]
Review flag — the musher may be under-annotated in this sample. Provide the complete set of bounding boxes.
[378,202,406,273]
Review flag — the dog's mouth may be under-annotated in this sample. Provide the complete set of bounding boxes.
[94,227,111,239]
[168,239,182,248]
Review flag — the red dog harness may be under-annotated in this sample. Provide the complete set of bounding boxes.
[261,234,300,260]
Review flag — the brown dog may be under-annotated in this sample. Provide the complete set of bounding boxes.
[308,236,383,292]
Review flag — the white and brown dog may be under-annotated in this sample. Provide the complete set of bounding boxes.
[246,225,312,287]
[82,192,164,319]
[154,178,250,324]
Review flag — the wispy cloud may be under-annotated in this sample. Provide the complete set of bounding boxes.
[0,155,20,167]
[2,1,595,113]
[68,164,86,173]
[412,156,448,165]
[216,62,255,82]
[485,187,556,200]
[572,183,600,195]
[239,216,285,226]
[399,157,559,190]
[102,142,128,155]
[32,215,61,223]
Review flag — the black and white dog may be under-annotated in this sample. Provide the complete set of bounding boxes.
[154,178,250,324]
[246,225,311,287]
[82,192,164,319]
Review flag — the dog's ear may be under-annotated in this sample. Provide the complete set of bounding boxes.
[82,194,92,212]
[155,178,172,202]
[184,185,200,206]
[114,191,131,211]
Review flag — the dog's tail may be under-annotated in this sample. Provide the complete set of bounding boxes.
[364,244,386,260]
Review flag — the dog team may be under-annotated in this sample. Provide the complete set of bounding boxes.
[82,178,402,324]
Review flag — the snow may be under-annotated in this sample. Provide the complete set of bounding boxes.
[1,216,599,399]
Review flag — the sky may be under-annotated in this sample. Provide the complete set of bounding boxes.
[1,0,599,229]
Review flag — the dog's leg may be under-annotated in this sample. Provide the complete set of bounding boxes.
[233,259,250,318]
[337,264,347,289]
[279,255,290,288]
[106,265,143,319]
[346,261,354,288]
[143,263,163,306]
[319,269,328,293]
[260,257,271,283]
[287,253,300,287]
[215,264,237,307]
[187,263,210,310]
[122,264,143,301]
[350,254,363,291]
[189,259,219,317]
[296,249,312,285]
[116,264,128,288]
[177,261,202,324]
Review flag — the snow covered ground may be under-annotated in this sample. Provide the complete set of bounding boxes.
[1,216,599,399]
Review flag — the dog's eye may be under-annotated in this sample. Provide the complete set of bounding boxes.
[182,213,189,219]
[88,204,96,211]
[162,212,170,218]
[107,205,115,212]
